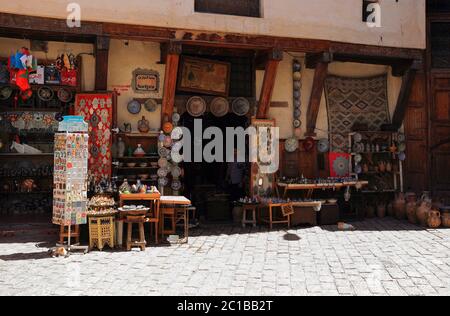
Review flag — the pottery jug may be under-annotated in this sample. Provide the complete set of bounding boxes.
[378,161,386,173]
[386,162,393,173]
[394,193,406,220]
[377,204,386,218]
[366,205,376,218]
[117,137,126,158]
[427,209,441,228]
[406,201,418,224]
[119,179,131,194]
[417,200,431,226]
[138,116,150,133]
[387,202,395,217]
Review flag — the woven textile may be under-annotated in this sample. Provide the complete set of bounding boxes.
[75,93,113,181]
[325,75,390,152]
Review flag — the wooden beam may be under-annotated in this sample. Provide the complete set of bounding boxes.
[305,52,333,69]
[257,49,283,119]
[391,65,420,130]
[161,41,182,122]
[0,13,424,59]
[95,36,110,91]
[306,61,329,137]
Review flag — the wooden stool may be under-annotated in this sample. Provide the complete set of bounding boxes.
[125,215,146,251]
[161,208,176,237]
[59,225,80,245]
[242,205,257,228]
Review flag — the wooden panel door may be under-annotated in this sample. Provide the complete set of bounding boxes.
[430,72,450,199]
[404,73,429,193]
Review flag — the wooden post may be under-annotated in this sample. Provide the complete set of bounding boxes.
[257,49,283,119]
[161,41,182,122]
[305,60,329,137]
[95,36,110,91]
[391,61,421,130]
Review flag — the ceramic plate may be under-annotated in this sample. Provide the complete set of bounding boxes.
[172,112,181,123]
[157,167,168,178]
[186,96,207,117]
[158,133,166,142]
[0,86,13,100]
[232,98,250,116]
[127,100,141,115]
[162,122,174,134]
[353,133,363,143]
[163,136,173,148]
[285,137,299,153]
[398,134,406,142]
[355,164,363,174]
[317,139,330,153]
[354,154,363,164]
[172,166,182,178]
[210,97,229,117]
[172,141,183,153]
[158,147,169,158]
[158,177,169,187]
[171,152,183,164]
[171,180,182,191]
[353,142,364,153]
[293,120,302,128]
[37,86,54,102]
[171,127,183,140]
[158,157,169,168]
[57,88,73,103]
[144,99,158,113]
[398,152,406,161]
[398,142,406,152]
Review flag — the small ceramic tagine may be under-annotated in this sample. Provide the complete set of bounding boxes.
[134,144,146,157]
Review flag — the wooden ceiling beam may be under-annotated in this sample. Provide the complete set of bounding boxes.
[306,60,330,137]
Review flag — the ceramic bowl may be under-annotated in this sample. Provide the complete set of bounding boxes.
[126,163,137,168]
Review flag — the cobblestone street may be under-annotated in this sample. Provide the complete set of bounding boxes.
[0,218,449,296]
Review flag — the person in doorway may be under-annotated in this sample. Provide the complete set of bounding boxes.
[226,149,246,202]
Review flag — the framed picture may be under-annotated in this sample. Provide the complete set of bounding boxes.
[177,56,231,96]
[132,68,160,94]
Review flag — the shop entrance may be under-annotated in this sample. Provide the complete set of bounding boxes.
[174,47,256,222]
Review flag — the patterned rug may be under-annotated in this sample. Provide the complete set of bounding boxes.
[325,74,391,152]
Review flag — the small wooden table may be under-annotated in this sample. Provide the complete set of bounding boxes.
[160,196,191,244]
[118,193,161,247]
[258,201,323,229]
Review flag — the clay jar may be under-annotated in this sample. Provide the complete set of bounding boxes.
[377,203,386,218]
[138,116,150,133]
[405,192,418,224]
[394,193,406,220]
[366,204,376,218]
[417,199,432,227]
[427,209,441,228]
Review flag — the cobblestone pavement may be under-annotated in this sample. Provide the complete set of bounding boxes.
[0,218,449,296]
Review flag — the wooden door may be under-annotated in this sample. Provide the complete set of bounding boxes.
[430,72,450,199]
[404,73,429,193]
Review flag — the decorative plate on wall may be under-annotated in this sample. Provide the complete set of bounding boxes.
[0,86,13,100]
[210,97,229,117]
[186,96,207,117]
[37,86,54,102]
[285,137,299,153]
[317,139,330,153]
[232,98,250,116]
[57,88,73,103]
[127,100,141,114]
[144,98,158,113]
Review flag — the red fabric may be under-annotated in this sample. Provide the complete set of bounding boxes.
[61,69,77,87]
[329,152,351,178]
[74,93,114,182]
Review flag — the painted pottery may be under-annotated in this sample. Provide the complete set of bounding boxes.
[417,199,432,226]
[134,144,146,157]
[232,97,250,116]
[210,97,229,117]
[394,193,406,220]
[377,204,386,218]
[186,96,207,117]
[427,209,441,228]
[138,116,150,133]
